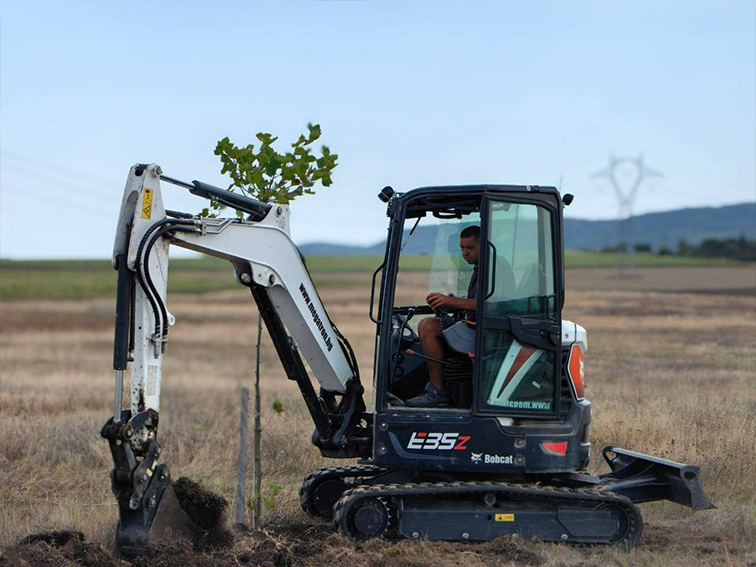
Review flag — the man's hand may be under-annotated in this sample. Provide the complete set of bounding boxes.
[426,293,477,312]
[427,292,451,310]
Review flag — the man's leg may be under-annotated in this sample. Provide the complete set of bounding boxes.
[418,317,444,390]
[405,317,449,407]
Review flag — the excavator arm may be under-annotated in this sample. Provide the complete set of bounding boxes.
[103,164,371,552]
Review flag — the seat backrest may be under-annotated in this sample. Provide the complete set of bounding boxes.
[516,262,539,298]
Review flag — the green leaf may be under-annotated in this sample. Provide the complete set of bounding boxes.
[271,400,284,413]
[210,123,338,213]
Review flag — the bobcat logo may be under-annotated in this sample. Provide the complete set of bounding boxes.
[471,452,483,463]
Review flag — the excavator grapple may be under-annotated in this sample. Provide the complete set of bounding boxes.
[103,164,712,552]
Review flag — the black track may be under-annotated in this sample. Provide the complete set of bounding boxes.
[332,480,643,548]
[299,465,387,519]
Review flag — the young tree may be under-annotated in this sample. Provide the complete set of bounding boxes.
[215,124,338,529]
[207,123,337,216]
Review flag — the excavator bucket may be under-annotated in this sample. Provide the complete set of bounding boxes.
[102,415,227,554]
[115,484,204,555]
[599,446,715,510]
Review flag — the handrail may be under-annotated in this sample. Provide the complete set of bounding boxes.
[369,262,385,324]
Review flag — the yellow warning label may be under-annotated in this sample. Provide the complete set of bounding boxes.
[495,513,515,522]
[142,188,153,219]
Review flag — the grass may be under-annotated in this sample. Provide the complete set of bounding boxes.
[0,278,754,566]
[0,252,749,300]
[563,249,745,268]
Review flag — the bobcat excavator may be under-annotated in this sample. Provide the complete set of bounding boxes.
[102,163,713,554]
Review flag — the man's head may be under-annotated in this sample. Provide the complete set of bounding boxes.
[459,225,480,265]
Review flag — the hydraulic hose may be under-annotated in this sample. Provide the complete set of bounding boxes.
[134,220,186,334]
[134,219,198,338]
[141,223,200,337]
[333,324,360,382]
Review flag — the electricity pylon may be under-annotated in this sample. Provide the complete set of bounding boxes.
[592,154,663,276]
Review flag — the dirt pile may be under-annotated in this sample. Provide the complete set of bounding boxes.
[1,530,123,567]
[0,525,331,567]
[172,477,234,551]
[0,524,549,567]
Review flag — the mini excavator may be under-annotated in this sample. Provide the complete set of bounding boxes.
[102,164,713,554]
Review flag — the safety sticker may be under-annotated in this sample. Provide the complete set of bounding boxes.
[142,188,153,219]
[494,513,515,522]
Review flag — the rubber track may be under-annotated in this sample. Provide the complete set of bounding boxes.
[299,465,387,519]
[332,480,643,548]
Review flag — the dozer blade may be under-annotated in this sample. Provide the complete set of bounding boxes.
[599,446,715,510]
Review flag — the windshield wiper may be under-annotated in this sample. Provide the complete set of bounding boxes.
[400,217,422,253]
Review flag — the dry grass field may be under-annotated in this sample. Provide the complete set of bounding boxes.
[1,266,755,566]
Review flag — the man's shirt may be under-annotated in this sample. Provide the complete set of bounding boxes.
[463,265,478,322]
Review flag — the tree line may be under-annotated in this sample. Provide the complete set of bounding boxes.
[601,236,756,261]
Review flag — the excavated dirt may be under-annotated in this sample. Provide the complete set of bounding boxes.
[0,525,549,567]
[1,531,123,567]
[0,480,239,566]
[0,525,333,567]
[172,477,235,551]
[3,523,748,567]
[19,531,86,547]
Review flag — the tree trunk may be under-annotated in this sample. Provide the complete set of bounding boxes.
[251,313,263,529]
[235,387,249,525]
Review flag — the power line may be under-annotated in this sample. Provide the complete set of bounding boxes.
[0,149,119,189]
[1,182,116,217]
[1,160,117,202]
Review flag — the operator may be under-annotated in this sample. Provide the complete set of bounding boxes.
[406,225,481,408]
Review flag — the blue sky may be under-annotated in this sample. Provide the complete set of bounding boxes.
[1,1,754,258]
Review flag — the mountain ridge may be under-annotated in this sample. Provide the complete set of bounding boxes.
[299,202,756,256]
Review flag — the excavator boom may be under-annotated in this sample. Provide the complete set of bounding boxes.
[104,164,370,552]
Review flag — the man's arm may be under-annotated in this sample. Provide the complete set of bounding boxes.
[426,293,476,312]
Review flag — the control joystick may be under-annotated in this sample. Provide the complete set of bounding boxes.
[431,303,456,330]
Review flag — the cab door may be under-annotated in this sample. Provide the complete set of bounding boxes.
[476,195,563,417]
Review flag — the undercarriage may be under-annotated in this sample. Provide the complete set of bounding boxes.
[300,446,712,546]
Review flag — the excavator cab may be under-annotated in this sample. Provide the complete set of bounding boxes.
[379,188,562,415]
[366,186,591,472]
[103,167,712,553]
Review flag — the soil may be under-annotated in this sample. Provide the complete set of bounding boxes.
[172,477,235,551]
[1,524,543,567]
[2,523,749,567]
[1,531,124,567]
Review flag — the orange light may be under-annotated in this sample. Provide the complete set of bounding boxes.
[541,441,568,456]
[568,344,585,400]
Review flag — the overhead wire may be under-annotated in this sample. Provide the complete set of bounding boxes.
[1,160,117,202]
[0,182,115,217]
[1,149,117,189]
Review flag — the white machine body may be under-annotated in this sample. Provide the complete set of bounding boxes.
[561,320,588,354]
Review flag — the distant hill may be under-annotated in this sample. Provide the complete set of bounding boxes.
[299,202,756,256]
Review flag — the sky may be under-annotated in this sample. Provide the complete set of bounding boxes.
[1,0,754,259]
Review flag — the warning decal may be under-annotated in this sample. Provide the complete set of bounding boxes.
[142,188,153,219]
[494,513,515,522]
